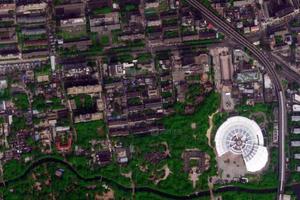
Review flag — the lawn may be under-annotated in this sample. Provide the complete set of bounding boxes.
[275,35,284,45]
[137,53,152,63]
[116,54,133,63]
[74,120,106,148]
[3,159,25,180]
[124,4,138,12]
[33,95,64,112]
[35,64,51,76]
[100,35,110,46]
[162,19,178,26]
[236,102,274,121]
[0,116,4,124]
[185,83,204,104]
[164,31,179,38]
[0,88,11,100]
[57,30,87,41]
[13,93,29,111]
[11,116,27,131]
[24,34,47,41]
[49,97,65,110]
[32,95,47,112]
[290,18,300,27]
[93,7,112,15]
[111,29,121,44]
[127,97,142,106]
[53,0,64,5]
[73,94,94,110]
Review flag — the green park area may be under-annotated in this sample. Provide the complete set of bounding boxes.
[100,35,110,46]
[34,64,51,76]
[11,116,27,131]
[92,7,112,15]
[0,160,279,200]
[0,88,11,101]
[137,53,152,63]
[1,92,221,199]
[57,30,87,41]
[3,159,26,180]
[73,94,94,110]
[32,95,64,112]
[1,162,108,199]
[1,92,283,198]
[74,120,106,148]
[67,92,220,195]
[12,93,29,111]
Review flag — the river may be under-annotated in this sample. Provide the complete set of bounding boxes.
[0,157,286,199]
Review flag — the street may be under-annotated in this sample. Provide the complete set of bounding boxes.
[186,1,287,199]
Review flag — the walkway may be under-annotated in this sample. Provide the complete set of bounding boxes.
[206,109,219,147]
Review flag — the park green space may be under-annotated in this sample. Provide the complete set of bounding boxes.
[69,92,220,195]
[1,160,279,200]
[5,92,218,195]
[12,93,29,111]
[2,95,282,196]
[3,91,221,197]
[32,95,64,111]
[74,120,106,148]
[34,64,51,76]
[2,162,107,199]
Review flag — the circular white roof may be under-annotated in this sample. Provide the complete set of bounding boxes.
[215,116,268,172]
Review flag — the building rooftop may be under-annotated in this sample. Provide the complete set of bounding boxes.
[215,116,268,172]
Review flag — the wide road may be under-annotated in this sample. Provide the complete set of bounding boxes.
[185,0,287,199]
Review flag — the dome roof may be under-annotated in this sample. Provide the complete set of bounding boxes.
[215,116,268,172]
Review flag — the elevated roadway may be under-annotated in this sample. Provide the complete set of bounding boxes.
[268,53,300,85]
[185,1,287,199]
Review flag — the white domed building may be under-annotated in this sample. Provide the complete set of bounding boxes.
[215,116,268,173]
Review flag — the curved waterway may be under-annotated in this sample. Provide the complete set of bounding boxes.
[1,157,282,199]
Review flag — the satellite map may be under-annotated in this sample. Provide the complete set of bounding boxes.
[0,0,300,199]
